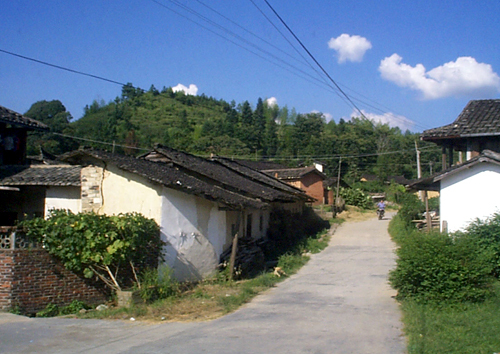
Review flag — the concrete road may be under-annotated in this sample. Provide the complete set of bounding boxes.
[0,214,406,354]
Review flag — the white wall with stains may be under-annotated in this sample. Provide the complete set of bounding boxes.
[160,187,227,281]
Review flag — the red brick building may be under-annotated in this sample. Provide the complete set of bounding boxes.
[263,166,327,205]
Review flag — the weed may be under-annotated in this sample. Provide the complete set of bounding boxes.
[136,266,179,303]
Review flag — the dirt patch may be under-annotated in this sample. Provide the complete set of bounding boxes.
[336,206,377,222]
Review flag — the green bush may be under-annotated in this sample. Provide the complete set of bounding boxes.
[20,210,163,292]
[339,187,373,209]
[389,217,495,303]
[350,180,385,193]
[463,213,500,278]
[397,192,425,225]
[385,182,406,204]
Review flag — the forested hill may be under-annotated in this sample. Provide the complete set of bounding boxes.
[24,84,440,181]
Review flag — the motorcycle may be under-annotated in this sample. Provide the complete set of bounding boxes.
[377,208,385,220]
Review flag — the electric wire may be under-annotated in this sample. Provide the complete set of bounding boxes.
[0,48,127,87]
[53,132,438,160]
[151,0,345,99]
[260,0,366,119]
[252,1,428,130]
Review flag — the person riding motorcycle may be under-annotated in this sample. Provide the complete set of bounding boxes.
[377,200,386,219]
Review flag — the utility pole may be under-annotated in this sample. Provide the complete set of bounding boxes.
[415,141,432,231]
[335,157,342,213]
[415,141,423,200]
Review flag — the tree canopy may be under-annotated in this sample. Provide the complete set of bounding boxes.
[25,86,440,183]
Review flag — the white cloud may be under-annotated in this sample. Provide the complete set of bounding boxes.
[266,97,278,107]
[311,110,333,122]
[379,54,500,99]
[172,83,198,96]
[322,112,333,122]
[351,109,415,131]
[328,34,372,63]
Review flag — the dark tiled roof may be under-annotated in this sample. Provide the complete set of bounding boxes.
[146,145,304,203]
[0,165,81,186]
[422,100,500,140]
[61,149,268,210]
[234,159,288,171]
[213,157,311,199]
[262,166,326,180]
[0,105,49,131]
[407,149,500,191]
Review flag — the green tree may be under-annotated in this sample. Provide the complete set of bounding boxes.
[24,100,77,155]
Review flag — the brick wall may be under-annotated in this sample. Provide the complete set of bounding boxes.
[300,173,325,205]
[0,248,107,314]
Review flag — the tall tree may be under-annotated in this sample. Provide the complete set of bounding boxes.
[24,100,77,155]
[253,98,266,150]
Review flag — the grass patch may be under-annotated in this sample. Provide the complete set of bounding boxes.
[401,284,500,354]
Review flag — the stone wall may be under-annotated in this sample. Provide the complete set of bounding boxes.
[81,165,103,212]
[0,248,107,314]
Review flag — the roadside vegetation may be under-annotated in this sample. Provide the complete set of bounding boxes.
[21,207,332,321]
[389,193,500,353]
[76,208,331,322]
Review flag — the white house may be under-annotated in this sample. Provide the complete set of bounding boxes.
[412,99,500,232]
[409,150,500,233]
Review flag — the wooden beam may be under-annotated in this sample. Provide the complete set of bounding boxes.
[442,145,447,171]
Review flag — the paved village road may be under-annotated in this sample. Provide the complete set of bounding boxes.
[0,214,406,354]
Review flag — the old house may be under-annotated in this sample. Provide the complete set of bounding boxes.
[410,99,500,232]
[421,99,500,169]
[0,106,105,313]
[0,106,72,226]
[60,146,310,281]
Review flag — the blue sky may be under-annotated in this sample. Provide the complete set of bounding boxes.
[1,0,500,132]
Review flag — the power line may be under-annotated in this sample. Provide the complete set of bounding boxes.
[53,133,149,152]
[151,0,343,99]
[0,48,127,87]
[252,1,429,131]
[53,132,438,160]
[260,0,367,120]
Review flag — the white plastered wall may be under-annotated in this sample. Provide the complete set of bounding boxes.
[440,163,500,232]
[99,165,162,223]
[45,186,82,216]
[160,187,227,281]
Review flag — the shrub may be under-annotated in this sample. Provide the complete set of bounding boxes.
[20,210,163,292]
[389,220,495,303]
[385,182,406,204]
[339,187,373,209]
[463,213,500,278]
[397,192,425,225]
